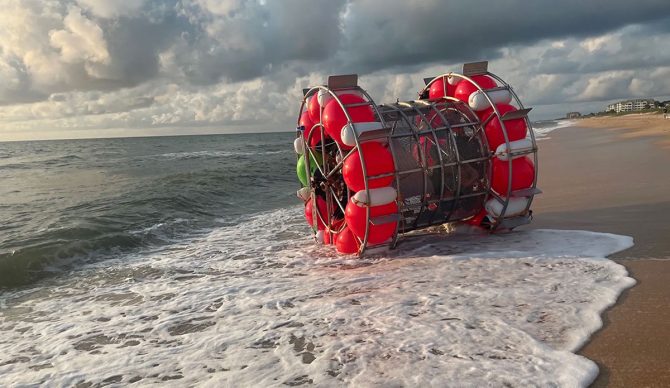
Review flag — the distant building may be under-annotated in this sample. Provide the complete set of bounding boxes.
[605,99,656,113]
[566,112,582,119]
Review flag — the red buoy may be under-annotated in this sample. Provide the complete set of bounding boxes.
[323,230,335,245]
[336,226,360,254]
[428,76,457,99]
[324,219,344,245]
[479,104,528,151]
[299,111,323,147]
[491,157,535,195]
[343,141,395,192]
[322,94,375,147]
[307,95,321,124]
[305,196,328,230]
[454,75,497,103]
[465,208,489,227]
[345,199,398,245]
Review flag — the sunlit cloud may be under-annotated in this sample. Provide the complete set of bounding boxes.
[1,0,669,140]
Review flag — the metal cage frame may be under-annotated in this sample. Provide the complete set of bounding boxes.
[296,61,540,255]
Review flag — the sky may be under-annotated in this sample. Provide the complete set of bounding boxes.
[1,0,669,141]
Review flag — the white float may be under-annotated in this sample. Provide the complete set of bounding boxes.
[296,187,311,201]
[293,137,305,154]
[485,197,529,217]
[341,121,384,147]
[318,89,365,108]
[447,74,462,85]
[468,89,512,111]
[352,187,397,207]
[494,139,533,161]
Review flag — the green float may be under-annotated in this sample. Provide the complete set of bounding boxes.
[296,151,322,186]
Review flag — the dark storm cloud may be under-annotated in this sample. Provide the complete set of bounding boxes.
[97,7,186,85]
[263,1,345,62]
[524,15,670,76]
[337,0,670,72]
[164,0,347,84]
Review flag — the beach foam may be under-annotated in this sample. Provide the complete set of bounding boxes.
[533,119,576,140]
[0,207,634,387]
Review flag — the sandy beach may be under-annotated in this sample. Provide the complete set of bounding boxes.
[531,113,670,386]
[578,113,670,148]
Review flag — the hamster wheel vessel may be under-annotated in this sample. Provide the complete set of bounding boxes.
[294,61,540,255]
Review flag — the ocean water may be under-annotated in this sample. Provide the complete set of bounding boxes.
[0,133,295,287]
[0,132,634,387]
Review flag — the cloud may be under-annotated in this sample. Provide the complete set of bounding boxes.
[163,0,347,84]
[0,0,185,103]
[75,0,147,18]
[1,0,670,139]
[336,0,670,72]
[49,6,110,67]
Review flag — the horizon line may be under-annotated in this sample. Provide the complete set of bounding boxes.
[0,129,297,144]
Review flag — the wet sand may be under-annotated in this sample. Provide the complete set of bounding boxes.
[578,113,670,148]
[529,120,670,387]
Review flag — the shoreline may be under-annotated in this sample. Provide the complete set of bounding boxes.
[530,116,670,386]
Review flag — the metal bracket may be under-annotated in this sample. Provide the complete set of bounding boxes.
[482,86,510,93]
[370,214,401,226]
[510,187,542,197]
[462,61,488,76]
[502,108,532,121]
[358,127,393,142]
[328,74,358,90]
[498,215,531,229]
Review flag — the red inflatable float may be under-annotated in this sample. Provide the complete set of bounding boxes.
[335,226,360,254]
[345,199,398,245]
[322,94,376,147]
[304,196,328,230]
[306,95,321,124]
[491,157,535,195]
[454,75,497,103]
[428,76,458,99]
[299,111,322,147]
[342,141,395,192]
[479,104,528,151]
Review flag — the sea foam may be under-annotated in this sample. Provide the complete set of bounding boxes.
[533,119,576,140]
[0,207,634,387]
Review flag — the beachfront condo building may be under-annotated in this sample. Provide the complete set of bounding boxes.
[605,98,656,113]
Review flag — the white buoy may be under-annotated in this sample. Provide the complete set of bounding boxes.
[294,137,305,154]
[341,121,384,147]
[485,197,529,217]
[318,89,365,108]
[296,187,311,201]
[317,89,332,108]
[447,74,462,85]
[352,187,397,207]
[494,139,533,161]
[468,89,512,111]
